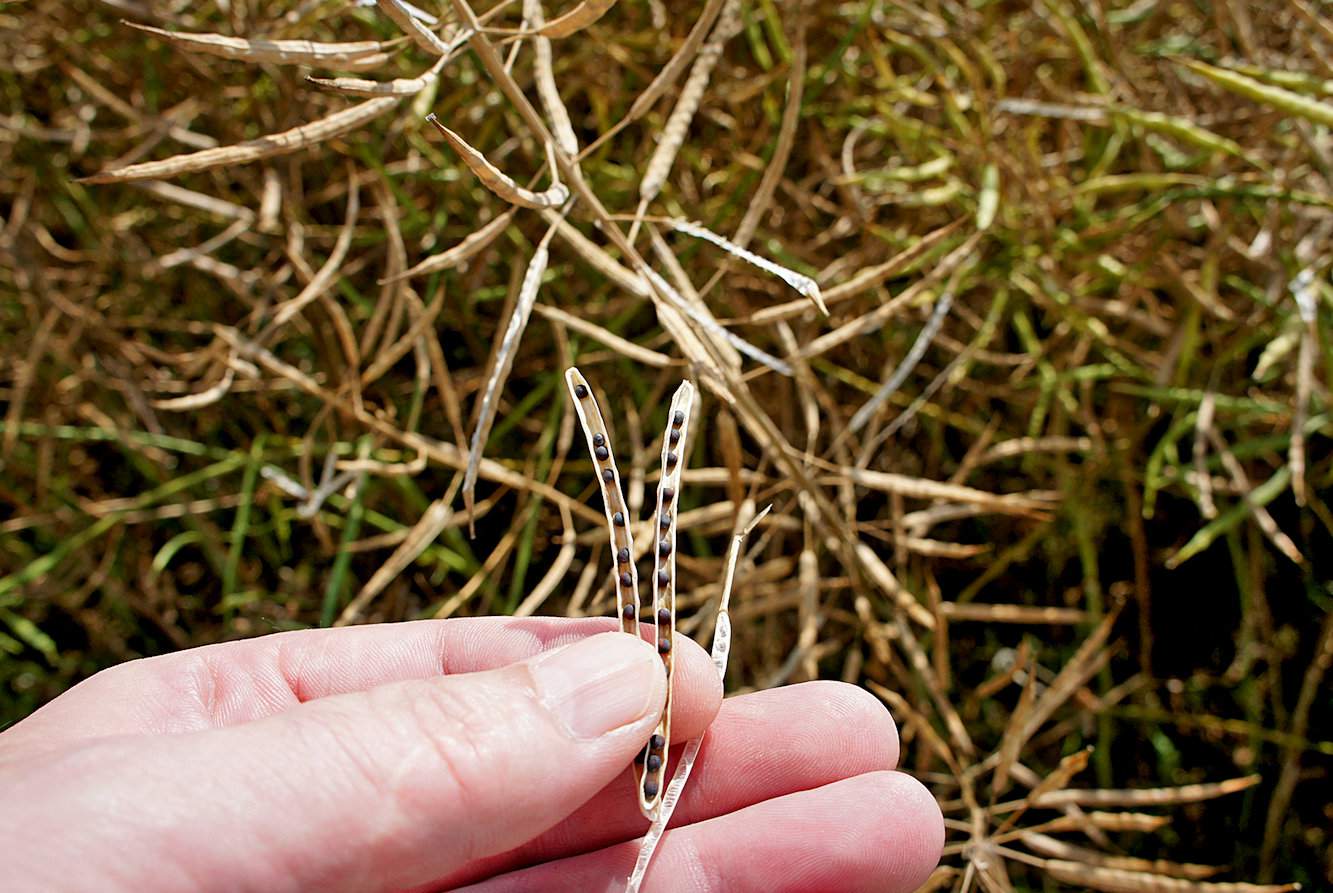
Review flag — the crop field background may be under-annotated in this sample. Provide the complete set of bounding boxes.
[2,0,1331,888]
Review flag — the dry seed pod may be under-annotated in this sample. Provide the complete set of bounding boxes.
[524,0,580,155]
[627,503,769,892]
[307,64,442,96]
[425,115,570,209]
[564,368,640,636]
[462,228,556,523]
[125,22,393,71]
[83,97,400,184]
[532,0,618,38]
[637,379,695,818]
[670,218,827,314]
[637,0,742,206]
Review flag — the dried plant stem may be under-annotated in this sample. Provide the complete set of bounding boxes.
[726,5,805,254]
[268,169,360,330]
[376,0,456,55]
[626,503,769,893]
[643,268,793,377]
[1290,270,1318,505]
[335,490,457,626]
[381,209,515,283]
[564,367,641,636]
[849,284,956,432]
[1193,392,1218,518]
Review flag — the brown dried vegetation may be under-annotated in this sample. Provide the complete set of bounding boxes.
[2,0,1331,888]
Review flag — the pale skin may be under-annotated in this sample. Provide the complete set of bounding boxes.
[0,618,944,892]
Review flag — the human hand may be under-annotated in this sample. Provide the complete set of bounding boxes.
[0,618,942,891]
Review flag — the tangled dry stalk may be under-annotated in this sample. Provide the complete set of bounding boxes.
[2,0,1331,888]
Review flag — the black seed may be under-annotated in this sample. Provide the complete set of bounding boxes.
[660,513,671,529]
[633,749,646,764]
[594,445,609,461]
[662,486,675,503]
[620,571,633,587]
[574,384,588,398]
[658,539,671,556]
[617,548,630,564]
[602,468,614,482]
[668,428,680,445]
[649,734,665,751]
[592,433,605,447]
[621,603,635,619]
[613,511,625,526]
[666,452,677,468]
[657,569,669,587]
[644,779,660,799]
[646,754,662,772]
[672,410,685,426]
[658,638,672,654]
[657,607,671,625]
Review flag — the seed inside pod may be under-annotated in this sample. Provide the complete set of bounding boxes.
[665,452,677,468]
[617,547,630,564]
[595,445,610,461]
[658,538,671,556]
[620,571,633,587]
[668,429,680,445]
[661,486,674,503]
[574,384,588,398]
[602,468,614,482]
[657,607,671,625]
[613,511,625,526]
[672,410,684,426]
[643,779,660,799]
[649,734,665,751]
[646,754,662,772]
[592,433,605,447]
[657,638,672,654]
[621,603,635,619]
[659,514,671,529]
[657,569,669,586]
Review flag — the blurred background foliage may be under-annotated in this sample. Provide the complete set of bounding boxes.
[2,0,1331,888]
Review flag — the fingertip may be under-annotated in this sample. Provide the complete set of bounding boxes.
[666,631,724,735]
[864,771,945,893]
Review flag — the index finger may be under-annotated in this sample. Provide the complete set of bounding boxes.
[3,617,723,752]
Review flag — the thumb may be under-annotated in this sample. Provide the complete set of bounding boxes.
[127,632,665,892]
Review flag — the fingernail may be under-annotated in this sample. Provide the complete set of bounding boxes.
[533,633,662,740]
